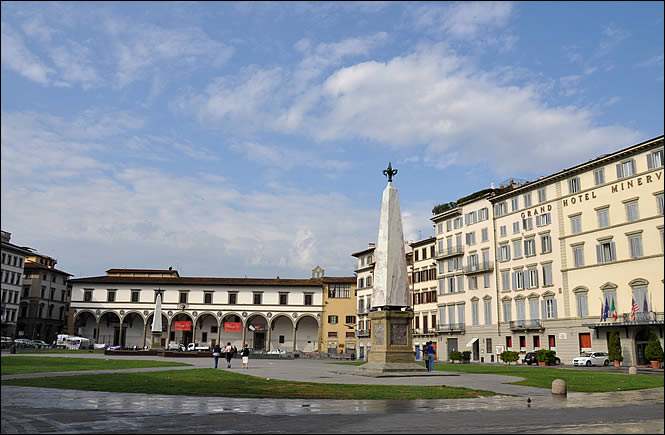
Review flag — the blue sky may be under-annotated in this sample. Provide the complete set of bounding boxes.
[1,1,663,279]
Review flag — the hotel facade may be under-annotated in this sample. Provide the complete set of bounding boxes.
[421,135,663,366]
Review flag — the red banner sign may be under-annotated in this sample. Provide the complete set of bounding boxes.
[224,322,242,332]
[174,321,191,331]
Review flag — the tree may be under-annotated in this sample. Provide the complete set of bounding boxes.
[644,330,664,362]
[607,331,623,362]
[500,350,520,365]
[432,202,457,215]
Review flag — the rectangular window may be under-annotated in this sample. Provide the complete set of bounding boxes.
[542,263,553,286]
[437,223,443,234]
[549,335,556,349]
[579,333,592,350]
[483,273,491,288]
[481,228,489,242]
[516,300,525,321]
[500,225,507,237]
[522,217,533,231]
[657,194,664,215]
[447,276,455,293]
[328,315,338,324]
[229,292,238,305]
[519,335,526,349]
[568,176,581,194]
[625,200,639,222]
[576,293,588,317]
[533,336,541,349]
[439,307,446,326]
[328,332,337,338]
[454,217,463,229]
[253,293,262,305]
[346,315,356,324]
[594,168,605,186]
[179,292,188,304]
[541,234,552,254]
[542,298,558,319]
[479,207,489,221]
[513,240,522,258]
[131,291,140,303]
[328,283,351,298]
[597,208,609,228]
[468,276,478,290]
[616,159,636,179]
[501,271,510,292]
[278,293,287,305]
[414,250,419,262]
[647,149,664,169]
[513,221,520,234]
[457,275,464,292]
[512,270,525,290]
[530,298,539,320]
[446,220,452,232]
[523,193,532,208]
[538,187,547,203]
[527,267,539,289]
[472,301,479,326]
[573,245,585,267]
[304,294,313,305]
[536,212,551,227]
[498,244,510,262]
[484,299,492,325]
[628,234,643,259]
[107,290,116,302]
[524,239,536,256]
[511,197,519,212]
[570,215,582,234]
[503,301,512,322]
[596,240,616,263]
[448,305,455,326]
[495,202,507,217]
[204,292,213,304]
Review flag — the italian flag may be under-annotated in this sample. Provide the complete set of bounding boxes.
[611,298,617,321]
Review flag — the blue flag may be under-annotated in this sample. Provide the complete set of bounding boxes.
[643,293,649,313]
[603,296,609,321]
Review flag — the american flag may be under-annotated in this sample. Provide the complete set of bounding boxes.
[630,297,639,321]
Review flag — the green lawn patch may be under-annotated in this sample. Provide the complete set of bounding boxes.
[19,350,104,355]
[1,356,190,375]
[331,362,664,392]
[1,368,496,400]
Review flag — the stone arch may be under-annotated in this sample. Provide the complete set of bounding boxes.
[270,313,295,352]
[98,311,121,346]
[120,311,145,348]
[294,314,319,352]
[194,312,218,346]
[245,313,269,351]
[169,312,195,347]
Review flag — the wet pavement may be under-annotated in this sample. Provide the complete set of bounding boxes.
[1,353,664,433]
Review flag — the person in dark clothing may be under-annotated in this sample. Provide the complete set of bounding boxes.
[241,343,250,369]
[212,344,222,369]
[224,342,233,368]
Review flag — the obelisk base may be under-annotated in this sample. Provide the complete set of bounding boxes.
[150,332,162,350]
[356,309,426,376]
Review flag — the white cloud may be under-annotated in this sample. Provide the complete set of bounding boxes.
[411,1,514,39]
[1,22,54,85]
[230,142,351,172]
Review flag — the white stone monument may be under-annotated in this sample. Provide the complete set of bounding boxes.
[150,293,163,349]
[358,163,426,375]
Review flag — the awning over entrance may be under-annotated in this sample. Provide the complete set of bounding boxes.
[465,337,479,347]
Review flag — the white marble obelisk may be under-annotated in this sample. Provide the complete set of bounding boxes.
[372,181,409,308]
[150,293,163,349]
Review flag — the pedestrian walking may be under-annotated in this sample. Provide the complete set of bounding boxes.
[224,342,233,368]
[422,342,429,371]
[426,341,436,373]
[241,343,250,369]
[212,344,221,369]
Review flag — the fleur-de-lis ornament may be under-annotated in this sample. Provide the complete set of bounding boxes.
[383,162,398,182]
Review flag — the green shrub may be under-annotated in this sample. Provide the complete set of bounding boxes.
[461,351,472,361]
[536,349,556,364]
[500,350,520,365]
[644,330,664,362]
[607,331,623,362]
[449,351,462,362]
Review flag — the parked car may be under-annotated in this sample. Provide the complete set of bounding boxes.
[14,338,35,347]
[523,351,561,365]
[167,343,186,352]
[31,340,49,348]
[573,352,610,367]
[267,348,286,355]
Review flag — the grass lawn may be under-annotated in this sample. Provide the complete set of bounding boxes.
[332,362,664,392]
[1,368,496,400]
[1,356,191,375]
[19,350,104,355]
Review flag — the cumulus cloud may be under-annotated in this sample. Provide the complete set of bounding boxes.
[1,22,54,85]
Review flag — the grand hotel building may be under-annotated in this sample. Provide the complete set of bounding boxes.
[422,135,664,366]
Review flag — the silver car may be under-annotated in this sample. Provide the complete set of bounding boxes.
[572,352,610,367]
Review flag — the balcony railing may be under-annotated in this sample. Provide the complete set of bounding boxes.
[413,328,436,336]
[509,319,544,330]
[463,261,494,275]
[356,329,371,338]
[622,312,664,323]
[435,246,464,259]
[582,312,664,328]
[436,323,465,332]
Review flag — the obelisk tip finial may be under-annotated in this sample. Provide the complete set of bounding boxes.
[382,162,398,182]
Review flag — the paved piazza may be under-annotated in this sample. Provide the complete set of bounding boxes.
[1,353,664,434]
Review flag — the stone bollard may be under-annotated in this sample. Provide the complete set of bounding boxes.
[552,379,567,396]
[628,366,638,375]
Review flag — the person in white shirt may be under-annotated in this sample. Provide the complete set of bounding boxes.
[224,342,234,368]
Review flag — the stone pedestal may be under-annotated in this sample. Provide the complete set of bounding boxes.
[357,309,426,375]
[150,332,162,350]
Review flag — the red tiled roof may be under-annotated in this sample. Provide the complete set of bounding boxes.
[24,261,73,277]
[321,276,356,284]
